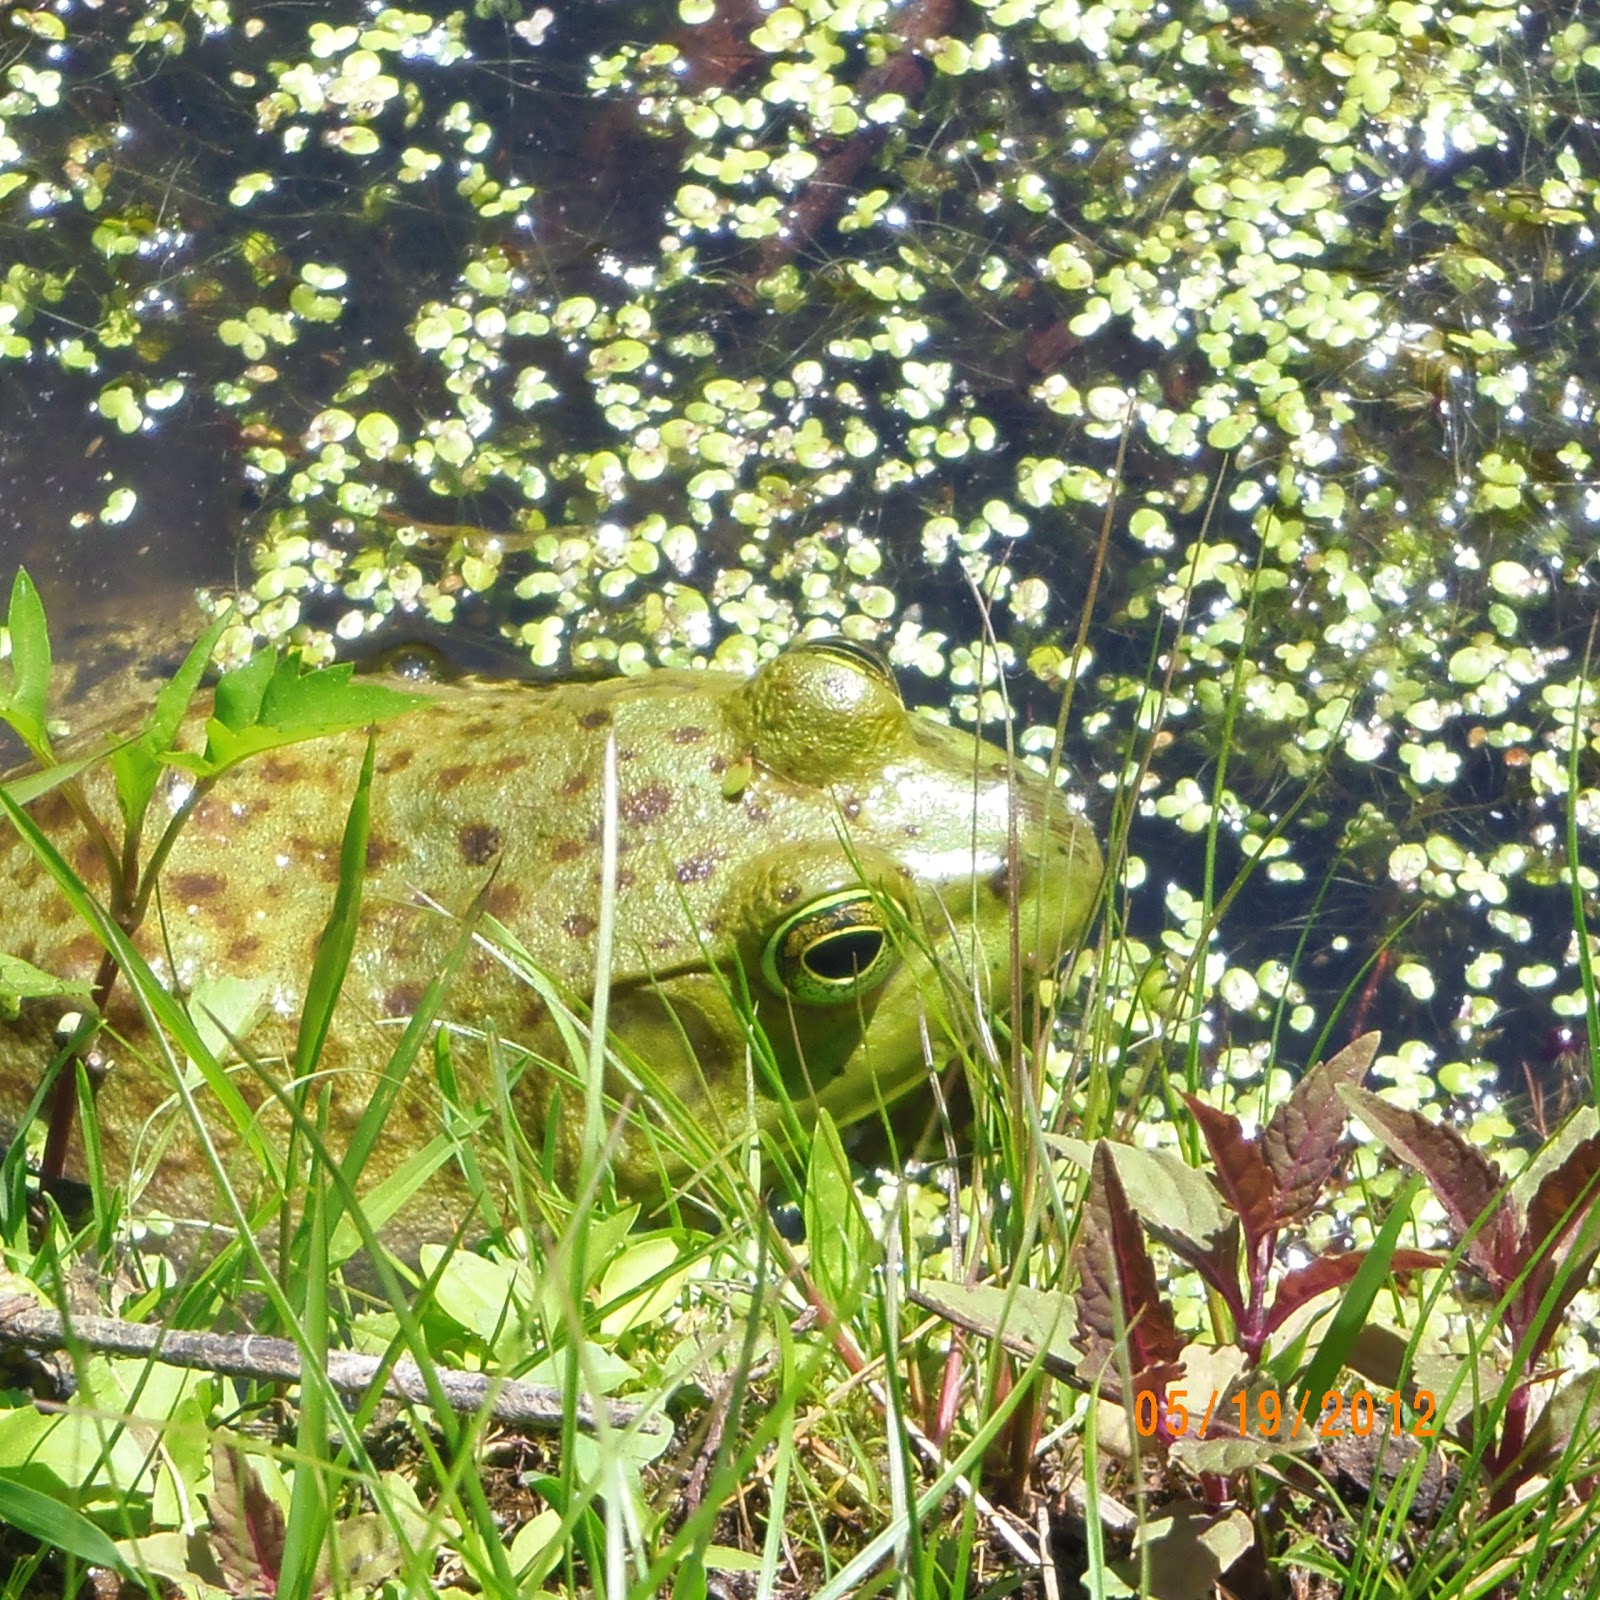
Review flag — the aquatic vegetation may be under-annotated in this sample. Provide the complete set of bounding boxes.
[3,2,1599,1107]
[6,0,1600,1591]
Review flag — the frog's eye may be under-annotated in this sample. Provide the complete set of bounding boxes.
[761,889,898,1005]
[785,636,897,693]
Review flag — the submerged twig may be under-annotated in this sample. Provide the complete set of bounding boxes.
[0,1298,668,1437]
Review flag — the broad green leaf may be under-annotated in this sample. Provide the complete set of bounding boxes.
[0,952,93,1014]
[210,647,277,733]
[188,974,272,1061]
[599,1234,695,1337]
[1106,1508,1255,1600]
[419,1242,536,1342]
[1049,1135,1230,1254]
[260,657,428,731]
[0,1475,129,1573]
[1,568,51,752]
[112,605,234,835]
[911,1280,1082,1376]
[168,654,429,777]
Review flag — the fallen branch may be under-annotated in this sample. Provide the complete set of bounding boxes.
[0,1298,668,1437]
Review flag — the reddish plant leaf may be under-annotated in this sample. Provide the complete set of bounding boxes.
[1131,1361,1192,1443]
[207,1444,284,1597]
[1148,1214,1248,1327]
[1265,1249,1442,1335]
[1262,1032,1379,1224]
[1073,1341,1186,1412]
[1534,1235,1600,1374]
[1523,1135,1600,1269]
[1519,1135,1600,1353]
[1074,1142,1184,1378]
[1342,1087,1520,1285]
[1185,1095,1279,1263]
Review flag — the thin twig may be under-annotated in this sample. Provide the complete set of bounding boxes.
[0,1298,668,1437]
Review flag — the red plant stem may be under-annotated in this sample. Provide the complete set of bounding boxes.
[1489,1379,1531,1515]
[933,1336,963,1448]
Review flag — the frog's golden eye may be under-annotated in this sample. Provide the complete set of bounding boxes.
[761,890,898,1005]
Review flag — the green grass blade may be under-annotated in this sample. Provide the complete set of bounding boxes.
[292,734,373,1081]
[1296,1173,1423,1412]
[0,1475,129,1574]
[0,784,281,1185]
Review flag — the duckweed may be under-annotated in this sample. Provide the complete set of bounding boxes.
[3,0,1600,1148]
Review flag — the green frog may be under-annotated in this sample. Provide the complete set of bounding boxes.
[0,638,1100,1257]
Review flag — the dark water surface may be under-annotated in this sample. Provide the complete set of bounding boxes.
[4,0,1600,1129]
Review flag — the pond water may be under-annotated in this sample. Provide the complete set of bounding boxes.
[4,0,1600,1166]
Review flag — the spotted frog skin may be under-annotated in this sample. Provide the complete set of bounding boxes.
[0,640,1100,1255]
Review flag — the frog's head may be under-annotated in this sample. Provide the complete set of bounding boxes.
[588,639,1102,1189]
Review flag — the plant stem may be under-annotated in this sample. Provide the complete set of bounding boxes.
[39,946,119,1186]
[128,775,214,928]
[38,776,212,1184]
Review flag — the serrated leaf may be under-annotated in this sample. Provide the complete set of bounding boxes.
[1516,1368,1600,1481]
[1184,1096,1278,1264]
[211,647,276,732]
[206,1445,284,1592]
[1265,1249,1441,1336]
[1511,1107,1600,1214]
[1519,1134,1600,1351]
[1343,1323,1486,1434]
[262,657,427,732]
[1076,1143,1184,1381]
[1262,1032,1377,1223]
[1058,1130,1252,1317]
[113,606,233,835]
[1341,1086,1519,1283]
[1522,1135,1600,1268]
[171,654,429,777]
[1050,1135,1231,1255]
